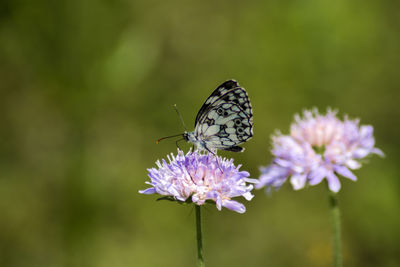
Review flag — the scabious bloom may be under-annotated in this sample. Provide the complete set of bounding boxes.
[257,109,384,193]
[140,149,257,213]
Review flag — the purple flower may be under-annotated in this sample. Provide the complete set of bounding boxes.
[257,109,384,193]
[140,149,257,213]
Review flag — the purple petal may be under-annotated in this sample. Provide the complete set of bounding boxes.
[345,159,361,169]
[372,148,385,157]
[216,197,222,211]
[334,165,357,181]
[256,165,290,189]
[353,148,371,158]
[242,191,255,201]
[139,188,156,194]
[360,125,373,138]
[326,172,341,193]
[222,200,246,213]
[290,174,307,190]
[275,158,293,168]
[309,166,327,185]
[245,178,260,184]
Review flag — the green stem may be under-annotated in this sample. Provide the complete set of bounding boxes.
[195,205,204,267]
[328,189,342,267]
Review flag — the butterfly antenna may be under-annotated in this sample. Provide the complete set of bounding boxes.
[156,133,183,144]
[173,104,188,131]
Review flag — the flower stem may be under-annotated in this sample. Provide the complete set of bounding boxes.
[195,205,204,267]
[328,189,342,267]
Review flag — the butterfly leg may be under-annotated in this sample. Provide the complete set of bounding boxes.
[204,146,223,173]
[193,148,199,181]
[175,138,185,151]
[187,147,198,184]
[188,169,196,184]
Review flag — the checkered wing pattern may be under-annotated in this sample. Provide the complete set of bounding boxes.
[194,80,253,152]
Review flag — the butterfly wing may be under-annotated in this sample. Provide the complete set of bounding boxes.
[194,87,253,152]
[194,80,241,126]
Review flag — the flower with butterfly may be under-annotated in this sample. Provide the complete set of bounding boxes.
[140,149,257,213]
[145,80,255,207]
[141,80,255,266]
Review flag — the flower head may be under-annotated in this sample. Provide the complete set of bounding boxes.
[257,109,383,193]
[140,149,256,213]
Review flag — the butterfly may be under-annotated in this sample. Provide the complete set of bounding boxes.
[158,80,252,154]
[157,80,253,152]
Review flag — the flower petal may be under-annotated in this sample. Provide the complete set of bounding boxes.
[346,159,361,169]
[309,166,327,185]
[326,172,341,193]
[222,200,246,213]
[139,188,156,194]
[334,165,357,181]
[256,165,290,189]
[290,174,307,190]
[372,148,385,157]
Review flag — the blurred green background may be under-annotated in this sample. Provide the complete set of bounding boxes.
[1,0,399,266]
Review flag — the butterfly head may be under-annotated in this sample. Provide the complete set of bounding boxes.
[183,131,196,143]
[183,131,189,142]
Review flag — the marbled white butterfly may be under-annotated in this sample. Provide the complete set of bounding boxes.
[158,80,253,153]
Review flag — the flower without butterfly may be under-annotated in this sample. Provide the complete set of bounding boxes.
[257,109,383,193]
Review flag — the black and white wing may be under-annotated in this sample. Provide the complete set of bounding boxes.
[194,80,253,152]
[194,80,240,125]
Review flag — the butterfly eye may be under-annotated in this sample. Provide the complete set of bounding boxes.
[223,111,229,117]
[234,119,242,126]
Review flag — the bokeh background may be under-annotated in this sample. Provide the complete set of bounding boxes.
[1,0,399,266]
